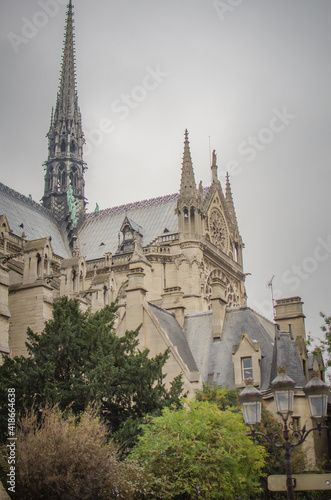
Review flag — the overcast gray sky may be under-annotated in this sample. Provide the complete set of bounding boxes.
[1,0,330,345]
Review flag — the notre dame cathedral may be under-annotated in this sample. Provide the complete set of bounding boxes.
[0,1,328,466]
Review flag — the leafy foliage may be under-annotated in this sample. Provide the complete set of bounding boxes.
[0,405,149,500]
[130,399,266,499]
[0,297,183,446]
[195,384,240,410]
[196,385,285,474]
[195,385,331,499]
[315,312,331,377]
[195,385,317,498]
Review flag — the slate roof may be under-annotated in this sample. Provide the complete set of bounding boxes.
[79,194,179,260]
[269,329,308,388]
[0,182,70,258]
[184,307,275,390]
[1,182,216,263]
[148,303,199,374]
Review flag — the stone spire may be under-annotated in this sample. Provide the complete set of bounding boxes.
[53,0,80,126]
[177,130,202,238]
[225,172,239,232]
[180,129,197,199]
[43,1,86,234]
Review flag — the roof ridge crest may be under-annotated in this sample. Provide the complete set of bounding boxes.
[86,192,180,218]
[0,182,55,217]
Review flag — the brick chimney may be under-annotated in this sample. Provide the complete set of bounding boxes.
[274,296,306,342]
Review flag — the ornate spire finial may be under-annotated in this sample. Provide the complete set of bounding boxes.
[180,129,197,197]
[211,149,218,183]
[50,107,54,129]
[54,0,78,121]
[225,172,232,198]
[212,149,217,166]
[224,171,240,238]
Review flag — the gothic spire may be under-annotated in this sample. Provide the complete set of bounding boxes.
[225,172,232,199]
[53,1,78,123]
[225,172,239,230]
[43,0,86,231]
[46,0,84,162]
[180,129,197,198]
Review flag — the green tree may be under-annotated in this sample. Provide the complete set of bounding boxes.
[316,312,331,377]
[195,384,240,410]
[196,384,285,474]
[196,385,330,500]
[130,399,266,499]
[0,297,183,446]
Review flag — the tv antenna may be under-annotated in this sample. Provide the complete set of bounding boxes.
[267,275,275,318]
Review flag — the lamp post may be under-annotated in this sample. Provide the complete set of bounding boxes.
[239,369,329,500]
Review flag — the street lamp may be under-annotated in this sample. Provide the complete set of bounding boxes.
[239,368,329,500]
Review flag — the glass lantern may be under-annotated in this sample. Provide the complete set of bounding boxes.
[270,367,296,418]
[239,379,263,426]
[303,371,329,420]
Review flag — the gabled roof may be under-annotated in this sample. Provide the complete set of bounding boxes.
[0,182,70,258]
[184,306,275,390]
[24,238,52,252]
[79,194,179,260]
[148,303,199,373]
[232,331,261,354]
[120,216,143,236]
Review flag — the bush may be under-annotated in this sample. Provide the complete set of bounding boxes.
[0,406,149,500]
[130,399,266,499]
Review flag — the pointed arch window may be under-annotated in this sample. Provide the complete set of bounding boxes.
[70,140,76,153]
[36,253,42,278]
[57,165,66,190]
[49,139,55,155]
[72,269,78,292]
[103,285,109,306]
[47,167,53,191]
[70,166,78,190]
[61,139,66,152]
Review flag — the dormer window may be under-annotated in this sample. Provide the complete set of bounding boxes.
[232,333,262,387]
[117,216,143,254]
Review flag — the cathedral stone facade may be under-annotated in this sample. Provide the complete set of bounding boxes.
[0,1,328,468]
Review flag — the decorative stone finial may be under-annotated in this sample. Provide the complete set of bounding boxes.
[211,149,218,183]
